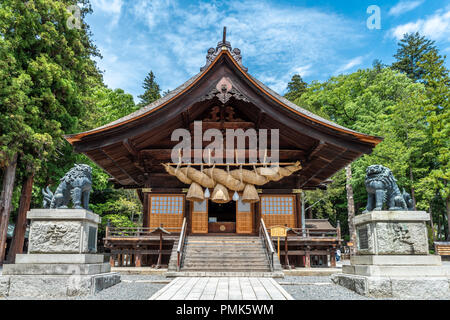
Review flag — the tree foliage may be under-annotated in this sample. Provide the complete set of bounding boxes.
[137,71,161,107]
[284,74,307,102]
[288,32,449,240]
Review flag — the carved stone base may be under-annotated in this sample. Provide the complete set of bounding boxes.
[331,273,450,299]
[355,211,429,255]
[27,209,100,254]
[0,209,120,298]
[333,210,450,298]
[0,273,120,298]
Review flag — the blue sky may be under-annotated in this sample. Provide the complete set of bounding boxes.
[85,0,450,101]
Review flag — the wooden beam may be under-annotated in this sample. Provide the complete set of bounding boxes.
[122,139,138,157]
[300,149,347,187]
[307,141,326,161]
[255,111,265,131]
[139,149,305,161]
[101,148,140,185]
[181,111,190,129]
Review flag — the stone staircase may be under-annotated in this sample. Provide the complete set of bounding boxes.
[166,236,284,278]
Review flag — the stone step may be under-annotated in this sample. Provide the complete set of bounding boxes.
[181,267,271,272]
[186,241,262,244]
[182,263,270,268]
[185,249,266,253]
[166,271,283,278]
[187,236,260,239]
[184,257,267,262]
[179,235,272,274]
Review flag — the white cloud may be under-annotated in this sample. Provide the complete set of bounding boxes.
[130,0,363,92]
[132,0,175,29]
[390,9,450,40]
[291,64,313,78]
[388,0,424,16]
[335,56,364,74]
[91,0,123,26]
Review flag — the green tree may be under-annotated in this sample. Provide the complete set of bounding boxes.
[88,87,138,127]
[392,32,449,239]
[0,0,102,263]
[138,71,161,107]
[392,32,437,82]
[284,74,307,102]
[416,50,450,239]
[296,68,432,242]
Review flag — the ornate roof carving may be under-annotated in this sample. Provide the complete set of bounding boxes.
[200,27,248,72]
[199,76,249,104]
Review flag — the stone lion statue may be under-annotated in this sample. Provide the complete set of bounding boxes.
[363,164,414,213]
[42,164,92,209]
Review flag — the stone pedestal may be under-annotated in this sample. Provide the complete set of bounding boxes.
[0,209,120,298]
[332,211,450,299]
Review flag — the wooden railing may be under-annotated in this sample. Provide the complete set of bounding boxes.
[105,226,181,238]
[259,219,275,272]
[177,218,187,271]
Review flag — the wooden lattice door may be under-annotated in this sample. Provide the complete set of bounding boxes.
[236,200,253,234]
[148,195,184,229]
[191,200,208,234]
[260,195,296,229]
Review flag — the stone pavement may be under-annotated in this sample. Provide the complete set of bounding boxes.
[149,277,294,300]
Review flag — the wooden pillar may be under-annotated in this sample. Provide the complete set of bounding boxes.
[295,193,302,228]
[0,153,18,265]
[305,246,311,268]
[109,254,115,267]
[135,253,142,267]
[143,192,149,228]
[330,249,336,267]
[284,234,290,269]
[254,201,261,233]
[7,172,34,263]
[156,233,163,268]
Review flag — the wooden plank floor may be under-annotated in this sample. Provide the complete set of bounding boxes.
[149,277,293,300]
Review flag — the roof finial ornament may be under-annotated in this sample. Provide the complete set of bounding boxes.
[200,27,248,72]
[223,26,227,44]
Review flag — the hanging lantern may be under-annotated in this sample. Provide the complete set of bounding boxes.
[204,187,210,198]
[233,191,240,201]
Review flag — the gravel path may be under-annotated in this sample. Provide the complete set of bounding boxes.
[3,274,450,300]
[277,276,373,300]
[77,275,169,300]
[82,275,375,300]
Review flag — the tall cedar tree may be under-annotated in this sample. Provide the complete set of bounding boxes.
[138,71,161,107]
[297,68,430,240]
[0,0,102,263]
[392,32,450,239]
[392,32,437,82]
[284,74,307,102]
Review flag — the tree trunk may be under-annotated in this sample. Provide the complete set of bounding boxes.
[409,167,417,210]
[7,172,34,263]
[345,165,356,255]
[428,203,435,242]
[438,213,442,240]
[0,153,18,265]
[446,196,450,241]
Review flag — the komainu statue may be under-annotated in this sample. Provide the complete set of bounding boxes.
[363,164,414,213]
[42,164,92,210]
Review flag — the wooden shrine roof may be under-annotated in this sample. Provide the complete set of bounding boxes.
[65,33,382,190]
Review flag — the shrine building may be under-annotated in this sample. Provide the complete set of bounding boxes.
[65,29,382,274]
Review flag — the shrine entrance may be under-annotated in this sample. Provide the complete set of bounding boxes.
[208,201,236,233]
